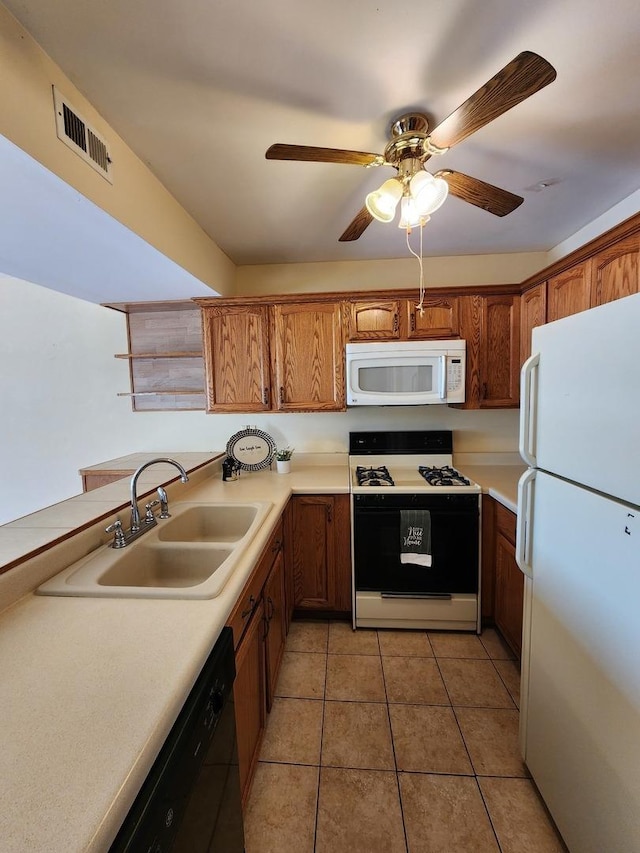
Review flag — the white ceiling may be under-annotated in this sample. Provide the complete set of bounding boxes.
[4,0,640,267]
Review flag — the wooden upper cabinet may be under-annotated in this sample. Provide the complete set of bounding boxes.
[348,295,459,340]
[201,305,271,412]
[405,296,459,339]
[480,295,520,408]
[520,283,547,365]
[271,302,345,411]
[590,232,640,307]
[458,294,520,409]
[547,262,591,322]
[349,300,401,340]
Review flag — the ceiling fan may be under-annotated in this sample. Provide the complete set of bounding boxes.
[266,51,556,241]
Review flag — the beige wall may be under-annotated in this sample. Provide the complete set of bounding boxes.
[235,251,549,296]
[0,3,235,296]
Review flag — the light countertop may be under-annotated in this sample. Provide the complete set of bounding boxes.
[0,454,349,853]
[0,450,521,852]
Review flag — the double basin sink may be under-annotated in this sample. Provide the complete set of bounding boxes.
[37,501,272,600]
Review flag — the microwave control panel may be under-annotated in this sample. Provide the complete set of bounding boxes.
[447,357,464,392]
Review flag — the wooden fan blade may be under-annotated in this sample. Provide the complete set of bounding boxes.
[436,170,524,217]
[266,143,382,166]
[429,51,557,150]
[339,207,374,241]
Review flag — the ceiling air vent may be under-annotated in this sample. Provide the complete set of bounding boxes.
[53,86,113,183]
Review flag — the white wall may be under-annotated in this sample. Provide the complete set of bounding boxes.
[235,252,549,296]
[0,273,519,524]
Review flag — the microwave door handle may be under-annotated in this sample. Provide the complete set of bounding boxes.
[439,355,447,400]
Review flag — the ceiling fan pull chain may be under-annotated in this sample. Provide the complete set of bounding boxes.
[406,225,426,317]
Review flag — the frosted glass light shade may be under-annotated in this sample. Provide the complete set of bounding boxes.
[398,196,430,229]
[365,178,403,222]
[410,170,449,215]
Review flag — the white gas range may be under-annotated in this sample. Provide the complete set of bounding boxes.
[349,430,481,632]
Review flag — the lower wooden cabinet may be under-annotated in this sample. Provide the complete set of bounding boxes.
[482,496,524,657]
[227,519,286,806]
[263,550,286,711]
[289,494,351,614]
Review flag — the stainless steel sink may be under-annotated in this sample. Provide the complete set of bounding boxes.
[36,500,272,599]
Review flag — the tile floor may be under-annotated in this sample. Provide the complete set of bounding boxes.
[244,621,567,853]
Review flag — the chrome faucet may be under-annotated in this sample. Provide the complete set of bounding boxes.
[130,458,189,531]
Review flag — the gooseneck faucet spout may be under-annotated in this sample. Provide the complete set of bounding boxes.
[130,458,189,531]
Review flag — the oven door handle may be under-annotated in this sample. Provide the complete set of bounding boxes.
[381,592,452,600]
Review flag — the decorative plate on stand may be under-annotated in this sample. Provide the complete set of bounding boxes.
[226,427,276,472]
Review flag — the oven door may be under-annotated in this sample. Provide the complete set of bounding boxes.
[353,492,479,596]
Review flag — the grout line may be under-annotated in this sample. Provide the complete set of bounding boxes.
[312,626,329,853]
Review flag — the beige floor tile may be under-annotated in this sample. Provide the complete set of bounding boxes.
[389,703,472,774]
[325,654,386,702]
[383,656,449,705]
[259,697,323,765]
[429,631,489,659]
[328,621,380,655]
[479,777,567,853]
[455,707,528,777]
[479,627,517,660]
[322,701,395,770]
[244,762,319,853]
[493,658,521,707]
[438,659,515,708]
[378,629,433,657]
[400,773,499,853]
[316,767,406,853]
[274,651,326,700]
[285,620,329,653]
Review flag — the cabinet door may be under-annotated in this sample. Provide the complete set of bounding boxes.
[494,531,524,657]
[405,296,459,339]
[547,262,591,322]
[291,495,335,609]
[520,283,547,365]
[233,598,266,805]
[264,551,286,711]
[480,295,520,408]
[290,495,351,612]
[271,302,345,411]
[590,232,640,307]
[201,305,271,412]
[348,300,401,340]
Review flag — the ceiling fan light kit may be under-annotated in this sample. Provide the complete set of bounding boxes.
[265,50,557,242]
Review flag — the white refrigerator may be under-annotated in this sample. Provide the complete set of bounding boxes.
[517,292,640,853]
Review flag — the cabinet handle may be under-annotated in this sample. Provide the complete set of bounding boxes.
[279,386,285,405]
[267,596,275,621]
[271,538,282,553]
[326,504,332,523]
[263,612,271,640]
[481,382,488,400]
[241,594,256,619]
[393,313,399,332]
[410,313,416,332]
[263,387,269,406]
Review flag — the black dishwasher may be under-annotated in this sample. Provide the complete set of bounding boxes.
[109,627,244,853]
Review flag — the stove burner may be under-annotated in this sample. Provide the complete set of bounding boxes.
[356,465,395,487]
[419,465,471,487]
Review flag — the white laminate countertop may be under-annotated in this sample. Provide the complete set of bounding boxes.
[0,454,349,853]
[0,451,522,852]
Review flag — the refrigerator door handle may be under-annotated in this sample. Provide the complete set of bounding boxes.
[519,353,540,467]
[516,468,536,578]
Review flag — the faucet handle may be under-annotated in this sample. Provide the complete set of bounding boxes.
[144,500,160,524]
[106,519,126,549]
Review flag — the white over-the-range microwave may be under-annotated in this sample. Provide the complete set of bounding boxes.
[345,340,466,406]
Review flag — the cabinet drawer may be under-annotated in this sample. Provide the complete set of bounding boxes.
[495,503,516,545]
[227,519,283,648]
